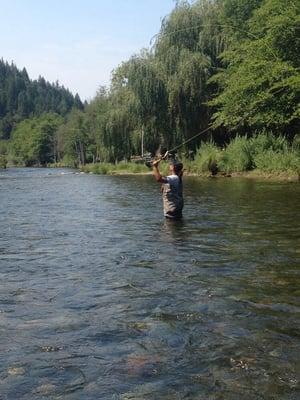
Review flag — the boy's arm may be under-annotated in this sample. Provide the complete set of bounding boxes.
[152,160,167,183]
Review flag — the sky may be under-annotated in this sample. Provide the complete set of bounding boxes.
[0,0,175,101]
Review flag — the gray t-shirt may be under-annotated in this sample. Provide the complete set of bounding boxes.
[162,174,183,218]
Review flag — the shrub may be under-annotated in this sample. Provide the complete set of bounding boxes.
[250,133,299,172]
[249,133,289,157]
[292,134,300,152]
[0,155,7,168]
[190,142,221,174]
[218,136,253,173]
[81,161,149,175]
[62,155,78,168]
[254,150,300,173]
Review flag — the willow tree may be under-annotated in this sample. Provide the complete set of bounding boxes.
[104,87,136,162]
[111,51,169,155]
[85,87,112,162]
[153,0,226,149]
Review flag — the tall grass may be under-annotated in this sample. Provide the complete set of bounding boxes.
[0,140,8,168]
[218,136,253,173]
[185,142,221,174]
[82,161,149,175]
[250,134,299,173]
[0,155,7,168]
[254,150,299,173]
[182,133,299,175]
[217,133,299,174]
[292,134,300,151]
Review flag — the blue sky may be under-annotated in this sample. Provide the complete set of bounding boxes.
[0,0,175,100]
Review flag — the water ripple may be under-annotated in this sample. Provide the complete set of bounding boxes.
[0,169,299,399]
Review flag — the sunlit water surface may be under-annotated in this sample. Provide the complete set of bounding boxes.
[0,168,299,399]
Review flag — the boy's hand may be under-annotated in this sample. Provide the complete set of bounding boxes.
[152,159,161,167]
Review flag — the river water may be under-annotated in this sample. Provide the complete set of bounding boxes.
[0,168,299,399]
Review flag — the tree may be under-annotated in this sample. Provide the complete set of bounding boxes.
[0,59,83,139]
[59,109,89,166]
[10,113,63,166]
[210,0,300,136]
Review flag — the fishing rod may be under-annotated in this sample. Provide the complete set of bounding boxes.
[145,93,266,167]
[167,124,212,154]
[145,124,213,167]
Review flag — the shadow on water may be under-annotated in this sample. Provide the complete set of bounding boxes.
[0,169,299,399]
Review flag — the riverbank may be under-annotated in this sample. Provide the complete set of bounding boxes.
[78,134,300,181]
[228,170,299,182]
[2,163,298,182]
[80,162,299,182]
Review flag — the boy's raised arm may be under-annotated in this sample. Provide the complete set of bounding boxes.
[152,160,167,183]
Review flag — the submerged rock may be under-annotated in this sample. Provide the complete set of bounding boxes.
[7,366,25,376]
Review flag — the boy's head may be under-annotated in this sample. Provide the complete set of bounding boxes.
[169,159,183,175]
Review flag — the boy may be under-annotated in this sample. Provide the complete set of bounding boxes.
[152,159,184,219]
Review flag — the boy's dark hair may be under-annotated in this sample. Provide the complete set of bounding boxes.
[169,160,183,173]
[169,160,183,179]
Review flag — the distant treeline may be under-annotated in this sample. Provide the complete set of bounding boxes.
[0,59,83,139]
[1,0,300,170]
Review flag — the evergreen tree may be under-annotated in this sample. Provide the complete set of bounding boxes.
[0,59,83,139]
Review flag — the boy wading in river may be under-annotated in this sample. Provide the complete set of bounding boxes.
[152,159,184,219]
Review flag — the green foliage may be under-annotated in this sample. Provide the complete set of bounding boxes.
[217,133,299,173]
[0,155,7,168]
[249,133,299,172]
[210,0,300,134]
[61,154,78,168]
[0,140,8,155]
[254,150,300,173]
[154,0,225,147]
[292,134,300,151]
[187,142,221,173]
[0,59,83,139]
[249,133,289,155]
[222,0,263,38]
[111,52,169,153]
[82,161,149,175]
[9,113,63,166]
[83,163,109,175]
[56,109,91,166]
[218,136,253,172]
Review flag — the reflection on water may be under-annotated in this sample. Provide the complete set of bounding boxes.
[0,168,299,399]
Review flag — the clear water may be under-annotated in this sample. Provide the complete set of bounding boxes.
[0,168,299,399]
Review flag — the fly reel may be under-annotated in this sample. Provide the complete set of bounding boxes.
[144,151,177,168]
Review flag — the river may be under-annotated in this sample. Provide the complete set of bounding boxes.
[0,168,299,399]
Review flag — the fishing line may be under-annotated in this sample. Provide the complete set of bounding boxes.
[167,124,212,154]
[145,124,213,166]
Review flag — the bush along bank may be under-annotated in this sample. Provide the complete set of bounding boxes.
[182,134,300,179]
[80,134,300,180]
[0,155,7,169]
[81,161,150,175]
